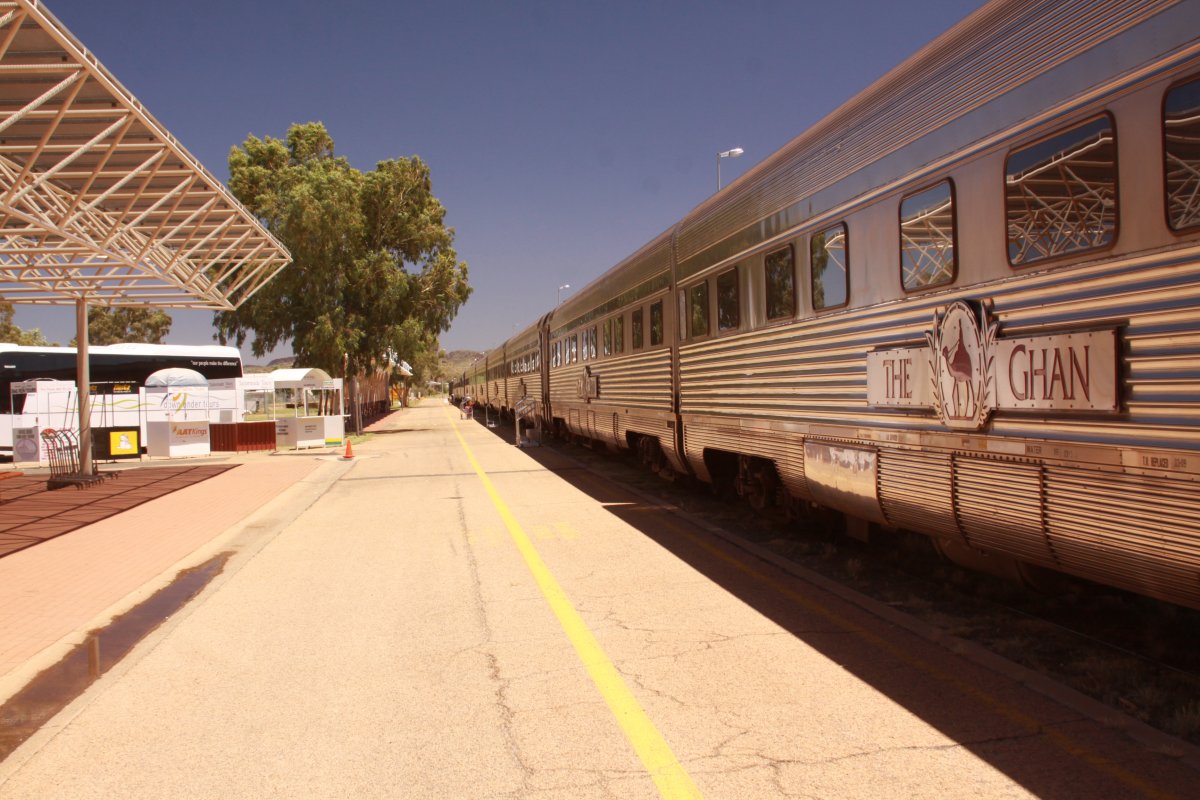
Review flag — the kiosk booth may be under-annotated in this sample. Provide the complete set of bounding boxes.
[144,368,211,458]
[271,368,344,450]
[207,374,277,452]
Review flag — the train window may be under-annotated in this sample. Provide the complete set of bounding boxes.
[765,245,795,320]
[900,180,956,290]
[1165,76,1200,232]
[689,282,710,338]
[717,268,739,332]
[613,315,624,354]
[569,334,578,364]
[632,308,644,349]
[589,326,598,359]
[602,320,612,356]
[1007,115,1116,265]
[811,223,848,309]
[650,300,664,346]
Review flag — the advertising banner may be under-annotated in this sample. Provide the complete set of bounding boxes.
[12,427,40,463]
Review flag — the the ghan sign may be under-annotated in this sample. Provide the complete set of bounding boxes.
[867,302,1118,429]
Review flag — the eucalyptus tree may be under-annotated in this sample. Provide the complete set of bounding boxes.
[72,307,171,346]
[215,122,470,379]
[0,300,50,345]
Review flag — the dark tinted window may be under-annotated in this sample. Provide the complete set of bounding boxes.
[717,268,739,332]
[613,315,624,353]
[1007,116,1116,264]
[602,320,612,356]
[811,224,848,309]
[650,301,664,346]
[689,282,709,338]
[765,246,795,320]
[901,180,955,290]
[1166,77,1200,232]
[632,308,644,349]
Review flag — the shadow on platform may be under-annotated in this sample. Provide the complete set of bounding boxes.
[0,465,236,560]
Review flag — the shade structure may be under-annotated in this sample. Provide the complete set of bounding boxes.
[0,1,290,479]
[0,0,290,310]
[269,367,335,389]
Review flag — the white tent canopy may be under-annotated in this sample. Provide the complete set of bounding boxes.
[145,367,208,388]
[270,367,335,390]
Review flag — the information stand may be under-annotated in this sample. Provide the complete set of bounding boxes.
[144,368,211,459]
[89,381,143,460]
[270,368,344,450]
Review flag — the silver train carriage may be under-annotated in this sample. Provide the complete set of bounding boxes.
[479,0,1200,609]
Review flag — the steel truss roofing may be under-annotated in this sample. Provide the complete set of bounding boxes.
[0,0,289,310]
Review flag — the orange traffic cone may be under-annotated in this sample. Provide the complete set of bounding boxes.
[342,439,354,460]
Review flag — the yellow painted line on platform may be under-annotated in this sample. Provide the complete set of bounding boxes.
[447,410,703,800]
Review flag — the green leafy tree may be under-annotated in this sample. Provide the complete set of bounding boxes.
[71,306,172,346]
[215,122,471,377]
[0,300,51,345]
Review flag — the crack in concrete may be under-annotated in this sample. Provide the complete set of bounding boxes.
[454,471,536,795]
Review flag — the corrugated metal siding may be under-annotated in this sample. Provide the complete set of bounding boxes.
[594,350,673,410]
[1045,466,1200,607]
[953,456,1056,566]
[879,449,960,539]
[681,248,1200,447]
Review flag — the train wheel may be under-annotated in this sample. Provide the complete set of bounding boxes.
[738,456,778,513]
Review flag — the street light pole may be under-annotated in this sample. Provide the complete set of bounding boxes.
[557,283,570,305]
[717,147,744,191]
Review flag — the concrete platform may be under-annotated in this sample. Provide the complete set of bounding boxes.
[0,399,1196,799]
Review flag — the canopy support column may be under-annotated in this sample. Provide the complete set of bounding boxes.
[75,298,93,476]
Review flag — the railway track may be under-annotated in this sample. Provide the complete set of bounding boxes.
[497,423,1200,750]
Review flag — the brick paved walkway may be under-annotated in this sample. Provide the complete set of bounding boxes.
[0,456,322,701]
[0,466,235,559]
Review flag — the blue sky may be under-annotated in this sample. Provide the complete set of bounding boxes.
[14,0,982,363]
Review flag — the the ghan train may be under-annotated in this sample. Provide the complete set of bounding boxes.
[455,0,1200,610]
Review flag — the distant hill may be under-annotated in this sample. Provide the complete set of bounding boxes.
[244,356,295,374]
[440,350,484,381]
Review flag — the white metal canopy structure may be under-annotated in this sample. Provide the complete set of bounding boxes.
[0,0,289,308]
[0,0,290,478]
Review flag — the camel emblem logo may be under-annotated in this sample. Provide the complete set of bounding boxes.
[926,301,996,430]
